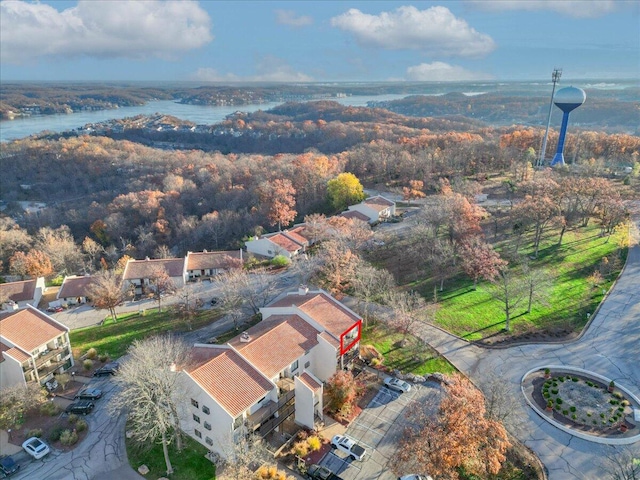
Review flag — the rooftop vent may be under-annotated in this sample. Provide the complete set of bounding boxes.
[240,332,251,343]
[298,284,309,295]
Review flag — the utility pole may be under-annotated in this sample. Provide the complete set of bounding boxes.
[538,68,562,167]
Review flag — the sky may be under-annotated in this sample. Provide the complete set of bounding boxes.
[0,0,638,83]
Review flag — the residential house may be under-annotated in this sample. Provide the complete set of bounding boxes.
[178,286,360,459]
[57,275,95,305]
[245,227,311,259]
[0,278,45,312]
[346,195,396,224]
[185,250,243,281]
[122,257,187,297]
[0,306,74,388]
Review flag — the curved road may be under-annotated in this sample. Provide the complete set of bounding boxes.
[414,221,640,479]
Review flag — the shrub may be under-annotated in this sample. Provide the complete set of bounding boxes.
[621,400,630,406]
[559,377,565,382]
[600,413,606,418]
[48,426,65,442]
[99,353,110,363]
[587,413,592,417]
[562,410,569,415]
[27,428,43,438]
[296,430,309,441]
[551,389,559,395]
[68,414,79,424]
[572,414,577,420]
[293,441,309,457]
[40,402,59,416]
[308,436,322,452]
[544,368,550,375]
[85,348,98,359]
[555,398,563,405]
[570,406,576,412]
[75,419,88,432]
[270,255,291,268]
[83,359,94,370]
[618,407,624,413]
[370,357,381,367]
[613,392,624,400]
[543,392,551,399]
[59,429,78,446]
[572,377,579,382]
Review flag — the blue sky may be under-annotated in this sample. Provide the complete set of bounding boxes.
[1,0,638,83]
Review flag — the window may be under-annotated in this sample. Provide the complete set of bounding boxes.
[202,405,210,415]
[193,414,200,423]
[191,398,199,408]
[204,421,211,430]
[291,360,299,372]
[194,429,202,438]
[205,437,213,446]
[304,361,310,369]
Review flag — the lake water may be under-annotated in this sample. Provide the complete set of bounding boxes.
[0,94,409,142]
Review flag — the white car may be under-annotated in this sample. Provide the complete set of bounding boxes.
[22,437,50,459]
[384,376,412,393]
[398,476,433,480]
[330,434,366,461]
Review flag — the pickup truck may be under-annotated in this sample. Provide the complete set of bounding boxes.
[307,464,344,480]
[330,434,366,461]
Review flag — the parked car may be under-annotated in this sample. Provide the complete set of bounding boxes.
[307,464,344,480]
[210,297,219,306]
[0,456,20,477]
[93,362,119,377]
[46,306,64,313]
[330,434,366,461]
[22,437,50,459]
[74,387,103,400]
[398,476,433,480]
[65,400,95,415]
[44,379,58,392]
[383,376,412,393]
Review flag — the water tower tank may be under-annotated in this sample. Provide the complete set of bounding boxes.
[550,86,586,166]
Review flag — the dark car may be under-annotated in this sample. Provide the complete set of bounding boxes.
[0,456,20,477]
[307,464,344,480]
[65,400,95,415]
[74,387,103,400]
[93,362,120,377]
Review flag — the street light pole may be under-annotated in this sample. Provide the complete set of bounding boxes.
[539,68,562,167]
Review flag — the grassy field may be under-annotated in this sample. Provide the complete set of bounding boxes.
[361,321,456,375]
[70,308,223,359]
[126,432,216,480]
[427,225,626,340]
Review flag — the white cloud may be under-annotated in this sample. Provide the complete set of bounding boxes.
[330,5,495,57]
[275,9,313,27]
[0,0,213,64]
[191,57,313,83]
[406,62,493,81]
[466,0,617,18]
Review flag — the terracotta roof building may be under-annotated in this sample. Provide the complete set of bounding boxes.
[0,278,45,312]
[57,275,96,304]
[122,257,187,296]
[0,306,74,388]
[185,250,243,281]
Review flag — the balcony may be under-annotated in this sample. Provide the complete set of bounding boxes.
[246,389,295,433]
[34,347,70,369]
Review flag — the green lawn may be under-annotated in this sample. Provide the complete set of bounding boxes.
[361,321,457,375]
[126,433,216,480]
[70,308,223,359]
[429,225,626,340]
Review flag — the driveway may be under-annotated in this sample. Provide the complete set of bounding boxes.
[10,375,142,480]
[319,382,442,480]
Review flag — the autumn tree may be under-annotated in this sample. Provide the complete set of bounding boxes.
[149,266,177,313]
[312,239,359,294]
[351,261,395,326]
[259,178,297,231]
[392,374,510,480]
[9,250,53,279]
[459,237,507,290]
[82,236,104,272]
[325,370,360,418]
[326,172,366,211]
[110,335,191,476]
[510,195,559,257]
[0,383,48,430]
[87,269,128,323]
[35,226,84,275]
[402,180,426,205]
[216,432,272,480]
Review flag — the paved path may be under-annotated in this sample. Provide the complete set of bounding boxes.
[410,226,640,479]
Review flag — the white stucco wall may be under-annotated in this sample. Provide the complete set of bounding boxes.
[0,354,26,389]
[245,238,284,258]
[294,377,315,429]
[311,336,338,382]
[347,204,378,223]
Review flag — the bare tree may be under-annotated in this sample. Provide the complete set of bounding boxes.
[383,290,430,343]
[352,261,395,327]
[216,431,272,480]
[109,335,191,476]
[172,286,203,330]
[213,268,278,324]
[87,270,128,324]
[487,267,527,332]
[600,446,640,480]
[149,266,177,313]
[0,383,47,430]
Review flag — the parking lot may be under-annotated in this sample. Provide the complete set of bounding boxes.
[319,381,443,480]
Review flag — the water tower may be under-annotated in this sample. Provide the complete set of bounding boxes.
[550,86,586,166]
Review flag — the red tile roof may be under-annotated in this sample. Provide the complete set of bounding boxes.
[229,315,320,378]
[123,258,185,280]
[4,346,31,363]
[299,372,322,391]
[186,251,242,271]
[0,307,67,353]
[364,195,395,207]
[340,210,370,222]
[281,229,309,246]
[0,279,37,303]
[58,275,95,299]
[319,332,340,349]
[186,346,273,418]
[267,292,361,340]
[268,233,303,253]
